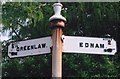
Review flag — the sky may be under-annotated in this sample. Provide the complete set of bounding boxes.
[0,34,9,41]
[0,24,10,42]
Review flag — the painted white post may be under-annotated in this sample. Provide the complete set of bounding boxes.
[49,2,66,78]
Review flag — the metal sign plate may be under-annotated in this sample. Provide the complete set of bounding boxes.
[63,36,117,55]
[8,37,52,58]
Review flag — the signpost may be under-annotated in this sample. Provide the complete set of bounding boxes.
[7,1,117,78]
[63,36,117,55]
[8,37,52,58]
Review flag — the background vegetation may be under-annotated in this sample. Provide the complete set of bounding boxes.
[1,2,120,78]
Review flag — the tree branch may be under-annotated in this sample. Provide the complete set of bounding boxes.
[10,26,22,40]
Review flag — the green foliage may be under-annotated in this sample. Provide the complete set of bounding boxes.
[1,2,120,78]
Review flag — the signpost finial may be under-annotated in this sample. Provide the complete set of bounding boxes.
[49,2,66,22]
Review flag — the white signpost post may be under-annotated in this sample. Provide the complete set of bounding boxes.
[63,36,117,55]
[8,37,52,58]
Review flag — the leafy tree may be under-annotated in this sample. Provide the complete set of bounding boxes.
[1,2,120,78]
